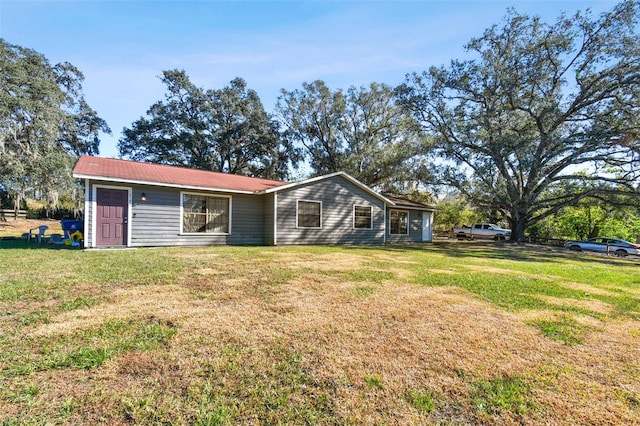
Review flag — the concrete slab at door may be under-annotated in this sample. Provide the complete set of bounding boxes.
[96,188,128,246]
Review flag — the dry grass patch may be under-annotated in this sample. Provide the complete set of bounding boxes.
[463,265,516,275]
[528,321,640,424]
[558,280,632,297]
[275,251,367,271]
[427,268,457,275]
[530,295,615,317]
[558,278,640,297]
[2,244,640,424]
[29,285,197,337]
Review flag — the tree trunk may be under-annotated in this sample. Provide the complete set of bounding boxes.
[12,194,21,220]
[509,219,528,243]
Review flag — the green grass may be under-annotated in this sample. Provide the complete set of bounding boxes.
[0,248,182,303]
[353,285,376,297]
[364,373,384,389]
[3,318,177,376]
[191,382,235,426]
[407,388,436,412]
[184,338,339,425]
[409,246,640,320]
[472,375,535,416]
[530,315,590,345]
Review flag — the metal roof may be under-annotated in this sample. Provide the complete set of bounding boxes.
[73,156,288,194]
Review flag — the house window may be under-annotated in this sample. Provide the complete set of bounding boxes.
[182,193,230,234]
[354,205,372,229]
[297,200,321,228]
[389,210,408,235]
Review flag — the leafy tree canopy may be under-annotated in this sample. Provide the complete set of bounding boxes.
[527,194,640,242]
[119,70,298,180]
[433,196,483,233]
[399,1,640,242]
[0,38,110,212]
[277,80,431,190]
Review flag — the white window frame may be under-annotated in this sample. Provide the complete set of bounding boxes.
[180,192,232,235]
[389,209,409,235]
[353,204,373,230]
[296,199,322,229]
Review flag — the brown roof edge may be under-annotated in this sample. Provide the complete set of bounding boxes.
[383,194,436,210]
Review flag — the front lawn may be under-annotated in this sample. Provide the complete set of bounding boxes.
[1,243,639,424]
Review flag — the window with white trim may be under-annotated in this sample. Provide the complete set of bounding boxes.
[353,205,372,229]
[389,210,408,235]
[182,193,230,234]
[297,200,321,228]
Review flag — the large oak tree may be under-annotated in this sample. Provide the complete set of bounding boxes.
[277,80,430,190]
[0,39,110,213]
[119,70,298,180]
[399,1,640,242]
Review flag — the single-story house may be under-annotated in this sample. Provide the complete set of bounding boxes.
[72,156,435,248]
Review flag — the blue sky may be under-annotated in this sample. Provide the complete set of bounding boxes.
[1,0,618,158]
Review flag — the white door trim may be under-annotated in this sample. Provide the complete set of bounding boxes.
[92,184,132,247]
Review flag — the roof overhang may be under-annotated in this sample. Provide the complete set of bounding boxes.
[388,205,436,212]
[73,173,259,195]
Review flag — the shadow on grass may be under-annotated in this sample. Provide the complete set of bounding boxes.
[440,241,640,267]
[0,238,80,251]
[342,240,640,266]
[345,242,640,318]
[341,241,556,262]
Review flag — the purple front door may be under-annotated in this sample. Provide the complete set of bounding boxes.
[96,188,128,246]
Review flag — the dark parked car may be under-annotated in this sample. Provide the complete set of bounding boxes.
[565,237,640,257]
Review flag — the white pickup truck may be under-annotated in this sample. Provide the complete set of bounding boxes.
[452,223,511,241]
